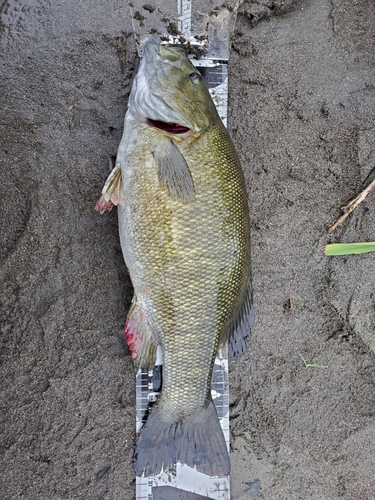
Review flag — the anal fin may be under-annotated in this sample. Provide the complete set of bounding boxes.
[95,164,123,214]
[125,300,158,371]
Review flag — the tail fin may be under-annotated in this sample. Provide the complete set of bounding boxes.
[134,399,230,477]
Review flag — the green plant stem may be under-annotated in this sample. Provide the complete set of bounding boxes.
[297,351,327,369]
[325,242,375,256]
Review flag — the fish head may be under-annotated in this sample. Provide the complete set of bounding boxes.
[128,40,218,135]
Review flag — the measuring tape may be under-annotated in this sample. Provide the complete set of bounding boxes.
[128,2,240,498]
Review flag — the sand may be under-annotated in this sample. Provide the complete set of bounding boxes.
[1,0,374,498]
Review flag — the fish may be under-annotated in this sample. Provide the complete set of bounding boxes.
[96,40,254,477]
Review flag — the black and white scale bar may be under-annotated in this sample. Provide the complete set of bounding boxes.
[133,57,231,500]
[128,0,235,498]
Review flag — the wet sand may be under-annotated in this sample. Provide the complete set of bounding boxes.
[1,0,375,498]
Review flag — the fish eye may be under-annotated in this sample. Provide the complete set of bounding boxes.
[189,72,202,83]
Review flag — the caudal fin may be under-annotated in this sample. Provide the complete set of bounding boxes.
[134,399,230,477]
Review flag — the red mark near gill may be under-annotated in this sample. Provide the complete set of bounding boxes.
[125,316,141,360]
[146,118,190,134]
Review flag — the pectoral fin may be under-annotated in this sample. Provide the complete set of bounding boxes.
[153,140,195,202]
[95,164,123,214]
[220,275,254,357]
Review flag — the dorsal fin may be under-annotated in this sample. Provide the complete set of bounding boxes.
[220,275,254,357]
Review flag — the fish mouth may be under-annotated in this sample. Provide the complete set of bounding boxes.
[145,118,190,135]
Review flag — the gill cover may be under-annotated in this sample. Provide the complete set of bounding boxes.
[128,40,219,133]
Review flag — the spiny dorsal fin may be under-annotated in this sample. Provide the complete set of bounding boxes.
[152,139,195,202]
[95,164,123,214]
[220,275,254,357]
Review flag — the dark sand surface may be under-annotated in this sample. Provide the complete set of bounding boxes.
[1,1,375,498]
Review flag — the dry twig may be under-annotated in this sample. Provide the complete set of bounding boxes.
[330,179,375,231]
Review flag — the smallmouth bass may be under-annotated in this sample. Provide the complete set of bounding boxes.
[97,40,254,477]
